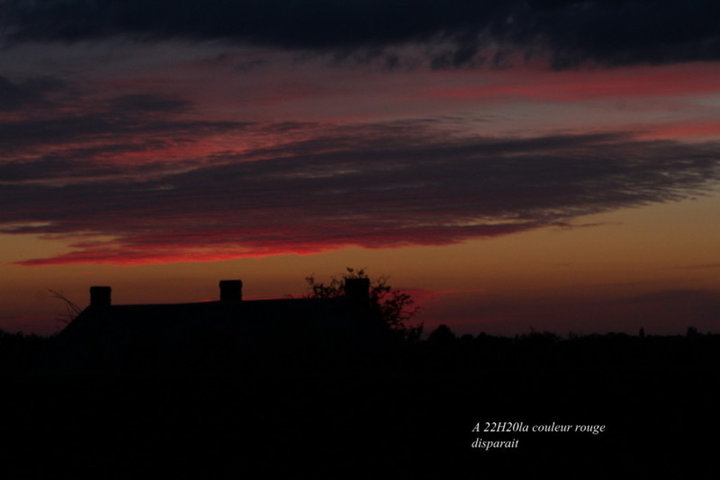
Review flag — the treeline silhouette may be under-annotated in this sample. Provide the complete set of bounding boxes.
[1,326,718,479]
[2,324,718,374]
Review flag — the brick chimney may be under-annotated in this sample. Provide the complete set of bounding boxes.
[219,280,243,301]
[90,286,112,307]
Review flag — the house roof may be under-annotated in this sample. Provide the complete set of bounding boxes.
[48,279,382,372]
[61,296,363,344]
[54,278,376,369]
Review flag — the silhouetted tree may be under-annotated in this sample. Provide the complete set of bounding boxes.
[427,324,456,345]
[305,267,422,341]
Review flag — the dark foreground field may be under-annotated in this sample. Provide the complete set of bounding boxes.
[1,329,718,479]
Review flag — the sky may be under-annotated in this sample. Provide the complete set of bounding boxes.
[1,0,719,336]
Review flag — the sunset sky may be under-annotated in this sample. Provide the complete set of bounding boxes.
[1,0,719,335]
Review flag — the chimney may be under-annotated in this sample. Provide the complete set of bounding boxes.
[219,280,243,301]
[90,286,112,307]
[344,277,370,304]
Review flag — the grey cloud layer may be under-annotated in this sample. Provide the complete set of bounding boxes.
[0,75,65,111]
[2,1,720,67]
[2,121,718,264]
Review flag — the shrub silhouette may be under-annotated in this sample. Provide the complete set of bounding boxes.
[305,267,422,341]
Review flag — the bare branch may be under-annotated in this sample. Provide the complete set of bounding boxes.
[48,289,82,325]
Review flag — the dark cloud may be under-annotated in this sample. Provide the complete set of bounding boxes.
[0,75,65,111]
[0,89,254,187]
[107,94,193,114]
[2,1,720,67]
[0,143,186,182]
[0,107,250,153]
[1,122,718,265]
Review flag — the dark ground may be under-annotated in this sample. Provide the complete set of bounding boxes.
[1,329,718,479]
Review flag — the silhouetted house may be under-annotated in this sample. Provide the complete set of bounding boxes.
[53,278,377,372]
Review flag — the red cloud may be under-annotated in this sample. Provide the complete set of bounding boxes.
[421,63,720,102]
[4,125,718,266]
